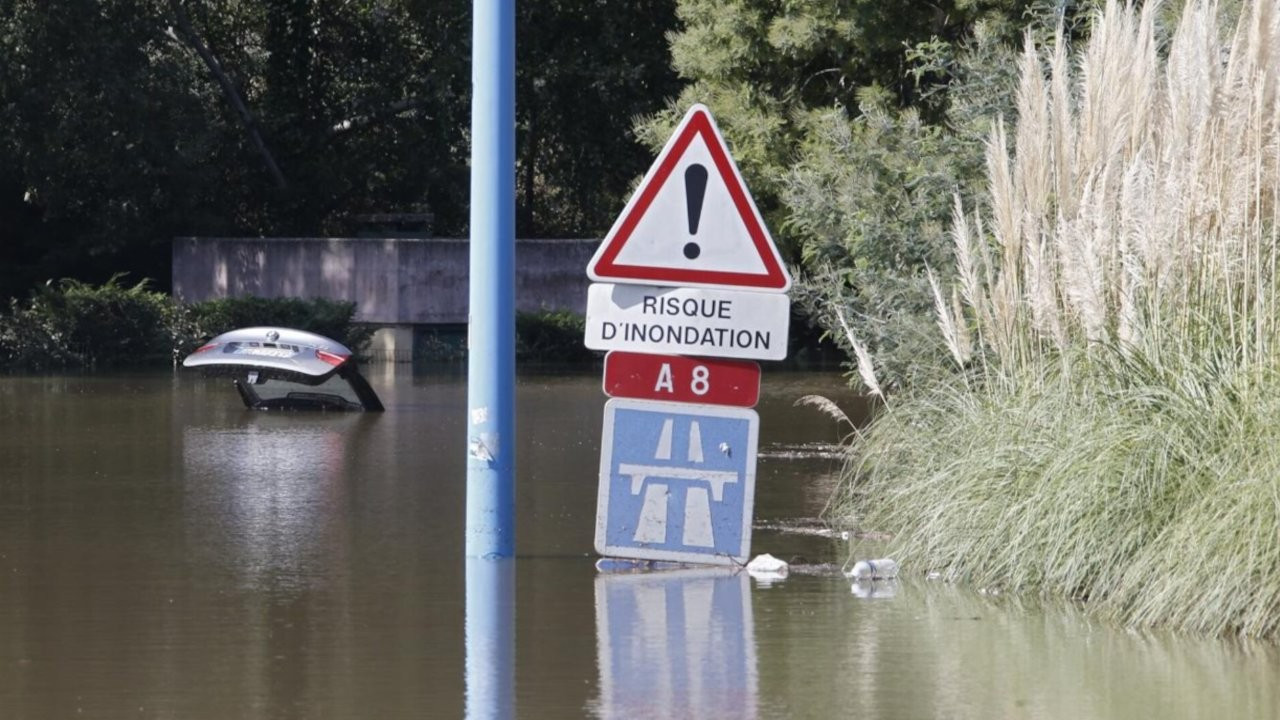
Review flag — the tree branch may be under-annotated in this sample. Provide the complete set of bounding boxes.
[327,97,433,139]
[166,0,288,190]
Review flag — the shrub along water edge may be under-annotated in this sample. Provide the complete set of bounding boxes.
[0,276,371,370]
[516,310,597,364]
[0,277,181,369]
[0,277,598,370]
[834,0,1280,639]
[843,343,1280,637]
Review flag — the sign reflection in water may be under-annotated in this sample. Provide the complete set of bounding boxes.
[593,569,757,720]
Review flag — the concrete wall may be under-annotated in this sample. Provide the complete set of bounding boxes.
[172,237,598,325]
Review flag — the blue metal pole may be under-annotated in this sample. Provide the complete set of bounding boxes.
[466,0,516,558]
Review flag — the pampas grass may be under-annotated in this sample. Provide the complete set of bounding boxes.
[836,0,1280,638]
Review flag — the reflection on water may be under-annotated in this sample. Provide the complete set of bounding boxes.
[748,575,1280,720]
[183,421,355,591]
[0,370,1277,719]
[466,558,515,720]
[850,578,898,599]
[592,569,756,720]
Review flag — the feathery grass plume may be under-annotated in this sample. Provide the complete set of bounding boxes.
[950,194,987,331]
[986,116,1017,257]
[950,287,973,365]
[982,119,1022,367]
[794,394,854,431]
[928,267,972,367]
[833,306,885,401]
[835,0,1280,639]
[1049,24,1076,218]
[1117,235,1143,348]
[1065,165,1113,343]
[1025,224,1063,346]
[1015,31,1051,233]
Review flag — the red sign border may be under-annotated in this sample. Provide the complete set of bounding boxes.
[589,106,790,291]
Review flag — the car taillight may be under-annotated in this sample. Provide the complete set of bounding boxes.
[316,349,349,366]
[193,343,219,353]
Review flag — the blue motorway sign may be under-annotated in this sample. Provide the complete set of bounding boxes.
[594,398,758,565]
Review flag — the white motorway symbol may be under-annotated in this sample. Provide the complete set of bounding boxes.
[620,417,739,547]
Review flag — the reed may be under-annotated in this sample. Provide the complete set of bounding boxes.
[837,0,1280,638]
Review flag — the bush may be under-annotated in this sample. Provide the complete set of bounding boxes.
[515,310,597,364]
[0,281,598,370]
[840,345,1280,638]
[780,22,1026,388]
[0,276,179,369]
[837,0,1280,639]
[0,280,374,370]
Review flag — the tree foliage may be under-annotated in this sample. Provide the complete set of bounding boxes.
[785,25,1030,384]
[517,0,682,236]
[637,0,1036,228]
[0,1,678,300]
[639,0,1095,385]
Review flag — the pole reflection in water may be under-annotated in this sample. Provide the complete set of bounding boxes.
[466,557,515,720]
[592,569,757,720]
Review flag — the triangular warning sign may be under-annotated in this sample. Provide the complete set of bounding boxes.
[588,104,791,292]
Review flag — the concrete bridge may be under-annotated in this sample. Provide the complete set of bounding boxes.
[172,236,597,361]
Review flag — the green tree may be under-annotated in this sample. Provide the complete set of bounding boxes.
[0,1,679,300]
[637,0,1034,235]
[785,23,1033,384]
[639,0,1093,384]
[516,0,682,237]
[1,0,223,290]
[163,0,474,235]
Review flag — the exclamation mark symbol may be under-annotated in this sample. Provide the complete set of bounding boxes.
[683,164,708,260]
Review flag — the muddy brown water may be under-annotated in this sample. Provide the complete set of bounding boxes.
[0,368,1277,719]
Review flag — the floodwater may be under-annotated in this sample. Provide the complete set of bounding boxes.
[0,367,1277,719]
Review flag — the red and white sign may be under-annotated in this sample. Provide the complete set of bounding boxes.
[587,104,791,292]
[603,351,760,407]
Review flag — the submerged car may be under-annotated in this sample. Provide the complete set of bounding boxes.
[182,327,384,411]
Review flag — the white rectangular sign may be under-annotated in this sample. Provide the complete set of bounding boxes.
[585,283,790,361]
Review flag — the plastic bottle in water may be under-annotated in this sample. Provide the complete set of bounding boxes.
[847,558,899,580]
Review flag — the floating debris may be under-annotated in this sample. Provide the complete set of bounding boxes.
[746,553,790,586]
[746,553,789,576]
[595,558,698,574]
[844,558,900,580]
